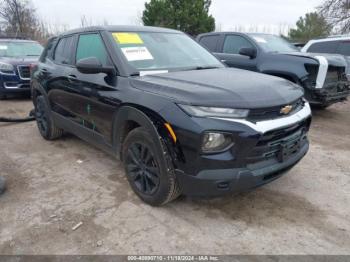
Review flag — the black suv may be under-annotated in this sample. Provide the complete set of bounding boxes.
[197,32,350,108]
[31,26,312,206]
[0,38,43,99]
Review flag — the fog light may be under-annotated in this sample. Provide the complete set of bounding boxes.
[202,132,234,153]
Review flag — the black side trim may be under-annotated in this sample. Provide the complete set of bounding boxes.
[52,112,115,156]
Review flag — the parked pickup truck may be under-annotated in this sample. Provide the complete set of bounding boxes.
[197,32,350,108]
[31,26,311,205]
[0,38,43,99]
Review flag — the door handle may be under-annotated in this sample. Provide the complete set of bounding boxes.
[67,74,77,82]
[221,59,227,63]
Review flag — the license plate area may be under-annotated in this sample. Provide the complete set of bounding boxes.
[277,138,301,162]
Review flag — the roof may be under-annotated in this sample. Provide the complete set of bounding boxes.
[302,35,350,52]
[59,25,181,37]
[197,32,279,38]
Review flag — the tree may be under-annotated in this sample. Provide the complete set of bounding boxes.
[142,0,215,36]
[320,0,350,33]
[0,0,51,41]
[288,12,332,43]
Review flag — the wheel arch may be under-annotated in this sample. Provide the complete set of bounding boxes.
[112,104,174,161]
[31,81,50,107]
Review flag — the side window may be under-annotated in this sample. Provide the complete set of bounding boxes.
[307,41,339,53]
[54,36,74,64]
[199,35,219,52]
[40,38,57,62]
[337,42,350,56]
[76,33,109,65]
[223,35,254,54]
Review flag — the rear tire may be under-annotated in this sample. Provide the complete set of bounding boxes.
[35,96,63,140]
[122,127,180,206]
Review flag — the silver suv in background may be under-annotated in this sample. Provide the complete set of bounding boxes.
[302,36,350,80]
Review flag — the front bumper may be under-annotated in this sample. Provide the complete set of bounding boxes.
[0,77,30,95]
[171,103,312,197]
[306,82,350,106]
[176,142,309,197]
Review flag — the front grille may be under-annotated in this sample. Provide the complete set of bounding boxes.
[248,98,304,122]
[17,65,30,79]
[305,64,318,88]
[246,118,310,163]
[325,66,347,85]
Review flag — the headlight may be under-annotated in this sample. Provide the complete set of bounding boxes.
[0,62,15,74]
[178,105,249,118]
[202,132,234,153]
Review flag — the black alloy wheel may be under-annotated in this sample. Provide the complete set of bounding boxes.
[125,142,160,195]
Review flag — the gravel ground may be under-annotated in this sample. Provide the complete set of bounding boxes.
[0,98,349,255]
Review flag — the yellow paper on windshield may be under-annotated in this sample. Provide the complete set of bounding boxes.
[113,33,144,44]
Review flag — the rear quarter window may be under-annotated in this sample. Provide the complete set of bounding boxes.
[54,36,75,65]
[40,38,57,62]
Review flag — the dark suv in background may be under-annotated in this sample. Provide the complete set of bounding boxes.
[197,32,350,108]
[31,26,311,205]
[0,38,43,99]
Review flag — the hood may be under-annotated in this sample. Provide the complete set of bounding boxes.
[131,68,304,109]
[280,51,347,67]
[0,56,39,66]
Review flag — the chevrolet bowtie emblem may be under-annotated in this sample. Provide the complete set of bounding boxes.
[280,105,293,115]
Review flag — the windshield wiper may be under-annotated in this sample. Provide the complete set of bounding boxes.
[182,65,222,71]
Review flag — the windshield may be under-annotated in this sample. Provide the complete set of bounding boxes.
[110,32,223,73]
[249,34,298,53]
[0,41,43,57]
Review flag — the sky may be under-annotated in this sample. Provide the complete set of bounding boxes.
[31,0,324,35]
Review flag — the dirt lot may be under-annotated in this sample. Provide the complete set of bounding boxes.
[0,98,349,255]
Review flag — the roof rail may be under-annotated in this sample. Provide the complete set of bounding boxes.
[327,34,350,38]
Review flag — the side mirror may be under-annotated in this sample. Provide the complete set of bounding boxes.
[239,47,257,59]
[76,57,115,75]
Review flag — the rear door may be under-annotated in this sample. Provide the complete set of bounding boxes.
[215,34,258,71]
[45,34,80,119]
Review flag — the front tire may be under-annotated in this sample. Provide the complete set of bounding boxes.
[122,127,180,206]
[35,96,63,140]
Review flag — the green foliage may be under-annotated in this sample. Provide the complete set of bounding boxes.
[288,12,332,43]
[142,0,215,36]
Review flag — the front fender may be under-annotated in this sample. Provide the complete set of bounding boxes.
[112,105,167,160]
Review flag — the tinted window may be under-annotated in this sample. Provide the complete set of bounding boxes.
[54,36,74,64]
[76,34,109,65]
[223,35,254,54]
[337,42,350,56]
[308,41,339,53]
[40,38,56,62]
[199,35,219,52]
